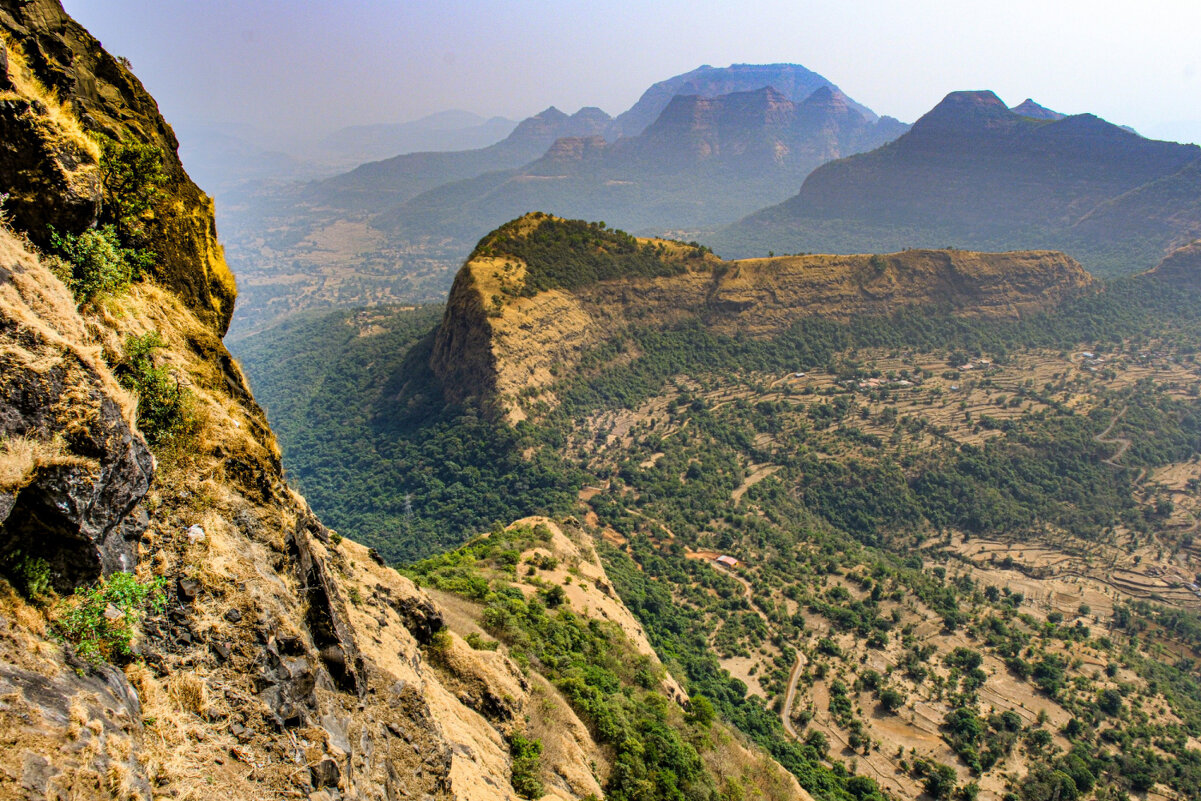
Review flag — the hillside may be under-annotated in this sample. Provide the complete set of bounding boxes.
[1146,238,1201,291]
[376,86,908,241]
[430,214,1093,421]
[713,90,1201,274]
[239,214,1201,801]
[0,5,821,800]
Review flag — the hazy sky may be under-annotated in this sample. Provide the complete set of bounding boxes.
[65,0,1201,149]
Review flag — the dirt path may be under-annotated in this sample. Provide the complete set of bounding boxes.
[1095,406,1146,484]
[732,464,781,503]
[781,652,805,738]
[710,561,770,626]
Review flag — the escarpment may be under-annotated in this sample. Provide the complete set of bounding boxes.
[431,213,1095,421]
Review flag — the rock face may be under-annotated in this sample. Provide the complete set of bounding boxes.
[0,230,152,589]
[431,214,1096,421]
[0,0,236,333]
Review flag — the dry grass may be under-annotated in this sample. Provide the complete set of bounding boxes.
[0,33,100,162]
[0,433,93,491]
[166,672,209,717]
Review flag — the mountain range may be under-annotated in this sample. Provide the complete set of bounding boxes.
[374,85,907,241]
[712,90,1201,273]
[222,64,907,337]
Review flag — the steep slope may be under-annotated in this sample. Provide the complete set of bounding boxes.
[377,86,908,245]
[0,4,792,800]
[430,214,1094,422]
[714,90,1201,273]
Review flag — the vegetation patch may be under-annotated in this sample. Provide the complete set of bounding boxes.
[115,332,198,449]
[54,571,166,664]
[472,214,707,295]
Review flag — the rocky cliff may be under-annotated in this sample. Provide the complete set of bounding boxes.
[432,214,1096,422]
[0,0,235,332]
[1146,238,1201,291]
[0,4,760,800]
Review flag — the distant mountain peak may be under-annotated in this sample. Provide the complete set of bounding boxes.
[799,84,855,114]
[611,63,879,138]
[1010,98,1065,120]
[912,90,1016,134]
[929,90,1010,116]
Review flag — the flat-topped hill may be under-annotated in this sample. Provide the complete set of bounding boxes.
[431,214,1095,420]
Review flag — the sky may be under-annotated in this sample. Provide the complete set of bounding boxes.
[65,0,1201,151]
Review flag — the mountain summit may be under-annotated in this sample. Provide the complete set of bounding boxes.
[611,62,877,137]
[713,90,1201,272]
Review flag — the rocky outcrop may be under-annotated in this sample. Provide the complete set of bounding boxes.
[431,215,1096,421]
[0,0,236,334]
[0,228,151,589]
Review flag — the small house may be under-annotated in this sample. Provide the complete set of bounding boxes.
[715,555,739,568]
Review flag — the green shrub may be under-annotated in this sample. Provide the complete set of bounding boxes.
[0,554,53,603]
[508,733,544,799]
[55,571,166,664]
[465,632,498,651]
[96,133,167,243]
[48,224,146,303]
[116,332,197,449]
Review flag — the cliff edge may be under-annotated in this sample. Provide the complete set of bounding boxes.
[432,213,1096,422]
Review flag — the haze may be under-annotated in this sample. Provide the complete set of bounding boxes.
[65,0,1201,151]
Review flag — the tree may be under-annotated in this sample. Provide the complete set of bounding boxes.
[97,133,167,242]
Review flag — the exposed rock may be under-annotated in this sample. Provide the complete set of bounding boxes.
[310,758,340,789]
[0,95,101,237]
[0,662,151,800]
[431,214,1096,421]
[177,576,200,601]
[0,226,152,590]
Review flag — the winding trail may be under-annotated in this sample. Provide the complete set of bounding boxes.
[1095,406,1146,484]
[709,561,769,626]
[780,651,806,737]
[705,558,808,738]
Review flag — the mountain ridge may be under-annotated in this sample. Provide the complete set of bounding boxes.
[712,89,1201,272]
[430,214,1095,422]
